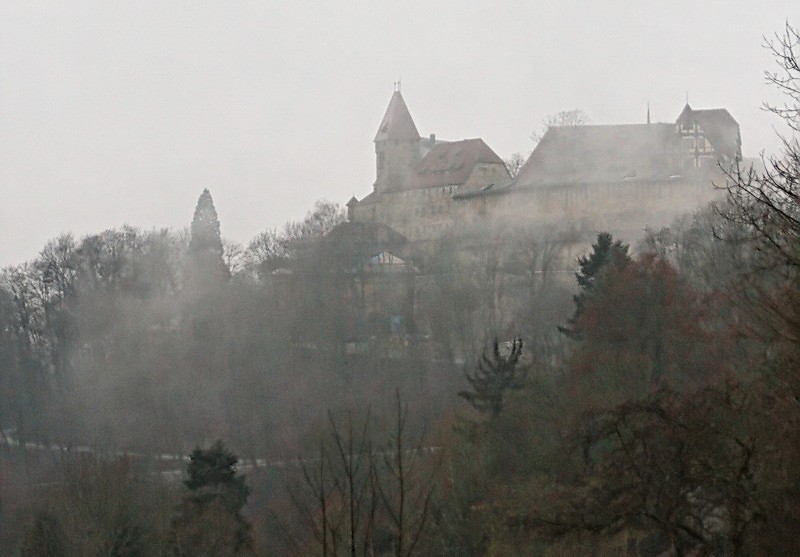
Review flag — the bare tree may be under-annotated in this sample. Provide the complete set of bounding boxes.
[243,229,291,278]
[329,410,376,556]
[531,109,589,145]
[503,152,528,178]
[293,440,336,556]
[290,395,439,556]
[720,22,800,343]
[764,22,800,132]
[292,410,375,556]
[723,23,800,269]
[222,239,245,275]
[373,390,437,556]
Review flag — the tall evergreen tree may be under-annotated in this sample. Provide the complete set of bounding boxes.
[560,232,630,339]
[187,189,229,286]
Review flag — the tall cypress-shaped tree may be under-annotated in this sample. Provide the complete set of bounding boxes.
[187,189,229,287]
[183,189,229,410]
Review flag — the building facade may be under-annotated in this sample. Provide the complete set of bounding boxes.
[350,89,743,246]
[351,87,510,242]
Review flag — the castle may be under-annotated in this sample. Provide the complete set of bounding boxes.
[349,87,742,246]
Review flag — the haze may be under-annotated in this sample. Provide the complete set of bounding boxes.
[0,0,794,266]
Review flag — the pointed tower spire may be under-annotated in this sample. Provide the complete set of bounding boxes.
[373,88,422,192]
[647,102,651,124]
[374,90,420,142]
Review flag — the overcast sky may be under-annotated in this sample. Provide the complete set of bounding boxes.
[1,1,796,266]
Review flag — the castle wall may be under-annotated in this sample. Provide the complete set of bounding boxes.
[354,185,458,241]
[361,92,739,252]
[454,175,726,243]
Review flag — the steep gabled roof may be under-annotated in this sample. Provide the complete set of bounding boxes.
[374,91,421,142]
[411,138,505,189]
[677,104,741,160]
[514,123,679,189]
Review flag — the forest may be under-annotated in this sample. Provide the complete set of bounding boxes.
[1,22,799,557]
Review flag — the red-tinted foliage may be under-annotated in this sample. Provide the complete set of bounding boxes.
[567,254,729,402]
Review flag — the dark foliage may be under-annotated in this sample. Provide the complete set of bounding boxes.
[20,511,66,557]
[188,188,229,285]
[184,441,249,510]
[560,232,630,339]
[566,253,723,397]
[171,441,252,555]
[459,338,526,417]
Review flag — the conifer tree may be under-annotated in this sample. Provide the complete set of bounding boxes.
[187,189,229,285]
[459,338,526,418]
[184,441,249,509]
[170,441,252,555]
[560,232,630,339]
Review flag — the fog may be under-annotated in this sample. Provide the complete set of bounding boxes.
[2,4,800,555]
[0,1,795,267]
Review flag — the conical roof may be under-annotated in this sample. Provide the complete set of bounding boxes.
[374,91,420,142]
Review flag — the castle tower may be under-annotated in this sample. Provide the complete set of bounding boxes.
[374,87,421,192]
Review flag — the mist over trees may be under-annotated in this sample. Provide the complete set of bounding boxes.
[1,21,800,556]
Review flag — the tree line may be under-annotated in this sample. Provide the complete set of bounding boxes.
[1,21,799,555]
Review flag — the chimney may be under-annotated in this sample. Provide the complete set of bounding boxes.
[429,133,436,144]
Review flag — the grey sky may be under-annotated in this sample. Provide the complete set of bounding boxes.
[1,1,796,266]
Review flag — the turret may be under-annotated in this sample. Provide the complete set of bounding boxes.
[346,196,358,222]
[374,86,421,192]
